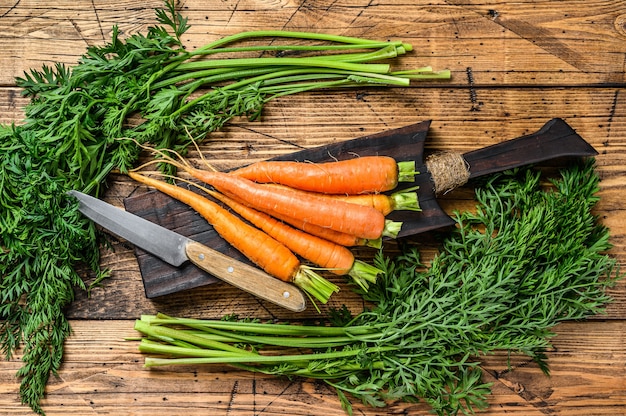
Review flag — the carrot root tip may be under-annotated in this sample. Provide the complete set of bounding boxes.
[348,260,383,292]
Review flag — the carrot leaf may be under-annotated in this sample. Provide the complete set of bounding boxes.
[0,0,449,413]
[133,160,621,416]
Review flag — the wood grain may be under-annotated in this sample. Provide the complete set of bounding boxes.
[1,0,625,415]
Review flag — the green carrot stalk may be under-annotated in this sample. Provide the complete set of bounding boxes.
[133,161,620,416]
[1,1,452,413]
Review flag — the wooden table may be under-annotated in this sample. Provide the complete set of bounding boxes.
[1,1,625,415]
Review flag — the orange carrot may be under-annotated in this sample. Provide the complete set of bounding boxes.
[127,171,339,304]
[129,142,390,240]
[212,187,381,247]
[270,210,382,248]
[231,156,417,194]
[262,184,421,216]
[267,208,402,242]
[183,168,387,240]
[208,190,382,290]
[330,187,420,215]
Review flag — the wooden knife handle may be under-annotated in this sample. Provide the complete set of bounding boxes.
[185,241,307,312]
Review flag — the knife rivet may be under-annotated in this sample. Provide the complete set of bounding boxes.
[227,266,234,273]
[283,291,290,299]
[198,253,205,261]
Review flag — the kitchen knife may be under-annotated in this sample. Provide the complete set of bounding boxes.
[67,190,307,312]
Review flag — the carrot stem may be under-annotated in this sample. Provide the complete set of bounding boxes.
[174,57,391,76]
[389,186,421,212]
[349,260,383,291]
[383,220,403,239]
[297,268,341,307]
[397,160,419,183]
[134,320,254,356]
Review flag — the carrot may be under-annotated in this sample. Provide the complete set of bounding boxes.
[269,209,402,242]
[269,211,383,248]
[231,156,417,194]
[129,140,388,240]
[212,186,384,248]
[332,187,420,215]
[185,168,387,240]
[262,184,421,216]
[127,171,339,304]
[207,190,382,290]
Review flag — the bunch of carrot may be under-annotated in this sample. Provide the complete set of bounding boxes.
[128,146,421,309]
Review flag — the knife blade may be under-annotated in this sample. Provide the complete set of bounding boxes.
[67,190,307,312]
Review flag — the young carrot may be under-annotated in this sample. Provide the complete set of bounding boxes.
[215,186,395,247]
[127,171,339,304]
[262,184,421,215]
[329,187,420,215]
[268,209,402,242]
[207,190,382,290]
[184,168,387,240]
[231,156,417,194]
[268,211,383,248]
[129,140,388,240]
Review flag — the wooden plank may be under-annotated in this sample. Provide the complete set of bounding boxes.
[1,320,624,415]
[0,1,624,86]
[4,85,626,143]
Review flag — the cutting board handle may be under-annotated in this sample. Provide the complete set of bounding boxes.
[426,118,598,194]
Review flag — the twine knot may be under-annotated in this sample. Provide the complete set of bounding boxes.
[425,151,470,195]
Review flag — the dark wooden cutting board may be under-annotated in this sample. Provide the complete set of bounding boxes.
[123,117,597,299]
[122,120,453,298]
